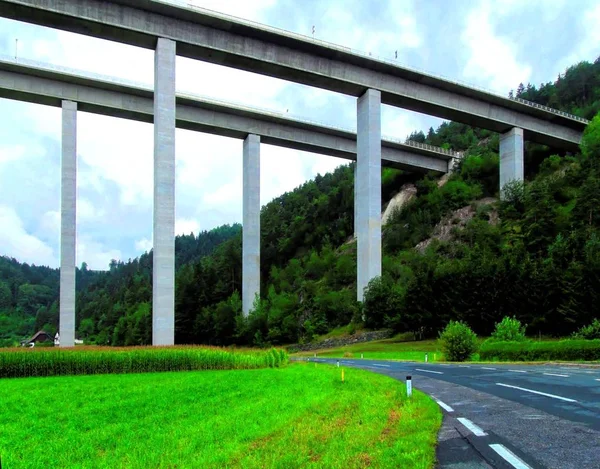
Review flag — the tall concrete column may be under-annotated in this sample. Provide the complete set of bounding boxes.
[354,163,357,238]
[356,89,382,301]
[60,100,77,348]
[499,127,524,199]
[243,134,260,316]
[153,37,176,345]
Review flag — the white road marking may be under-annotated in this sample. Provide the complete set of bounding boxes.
[595,379,600,382]
[415,368,443,374]
[508,369,527,373]
[496,383,577,402]
[457,417,487,437]
[371,364,390,368]
[458,365,470,368]
[543,372,569,377]
[489,443,533,469]
[435,399,454,412]
[481,367,497,370]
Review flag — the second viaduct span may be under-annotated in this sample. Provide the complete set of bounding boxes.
[0,0,588,346]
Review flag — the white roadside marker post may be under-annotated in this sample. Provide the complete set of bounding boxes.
[361,353,364,359]
[406,375,412,398]
[425,353,428,363]
[337,359,340,368]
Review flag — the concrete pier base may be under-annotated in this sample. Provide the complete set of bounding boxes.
[356,89,382,301]
[60,100,77,348]
[499,127,524,198]
[152,37,176,345]
[242,134,261,316]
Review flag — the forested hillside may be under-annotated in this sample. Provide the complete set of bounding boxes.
[0,224,240,346]
[1,56,599,347]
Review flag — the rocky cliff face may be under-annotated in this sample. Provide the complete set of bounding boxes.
[382,183,417,225]
[415,197,499,252]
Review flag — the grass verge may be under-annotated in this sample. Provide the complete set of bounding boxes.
[295,337,441,362]
[0,363,441,469]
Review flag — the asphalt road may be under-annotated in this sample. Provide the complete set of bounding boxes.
[304,358,600,469]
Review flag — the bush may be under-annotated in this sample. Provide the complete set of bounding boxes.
[479,340,600,361]
[0,346,288,379]
[438,321,478,361]
[572,319,600,340]
[362,276,403,330]
[490,317,526,342]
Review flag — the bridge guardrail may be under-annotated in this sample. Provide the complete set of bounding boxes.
[167,1,589,125]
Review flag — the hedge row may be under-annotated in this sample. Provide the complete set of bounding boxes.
[0,346,288,378]
[479,339,600,361]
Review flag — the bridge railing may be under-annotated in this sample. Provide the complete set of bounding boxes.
[0,54,459,159]
[166,1,589,125]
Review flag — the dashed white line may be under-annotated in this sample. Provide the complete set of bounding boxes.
[544,372,569,377]
[489,444,532,469]
[371,364,390,368]
[458,365,470,368]
[457,417,487,437]
[481,367,497,370]
[595,379,600,382]
[508,369,527,373]
[415,368,443,374]
[496,383,577,402]
[435,399,454,412]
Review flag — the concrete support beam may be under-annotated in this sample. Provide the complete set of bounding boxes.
[499,127,524,198]
[243,134,260,316]
[0,61,453,174]
[354,163,357,238]
[60,100,77,348]
[356,89,381,301]
[152,38,176,346]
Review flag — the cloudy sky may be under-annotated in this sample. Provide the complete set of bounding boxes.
[0,0,598,270]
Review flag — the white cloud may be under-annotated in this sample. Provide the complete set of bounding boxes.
[555,2,600,74]
[0,205,57,266]
[135,237,153,253]
[176,218,201,236]
[76,236,121,270]
[461,1,532,93]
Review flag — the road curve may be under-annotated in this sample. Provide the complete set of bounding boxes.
[304,358,600,469]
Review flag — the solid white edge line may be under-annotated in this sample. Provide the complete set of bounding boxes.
[496,383,577,402]
[481,367,497,370]
[415,368,443,374]
[543,372,569,377]
[489,443,533,469]
[457,417,487,437]
[435,399,454,412]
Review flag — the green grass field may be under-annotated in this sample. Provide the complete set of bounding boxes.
[295,336,441,362]
[0,363,441,469]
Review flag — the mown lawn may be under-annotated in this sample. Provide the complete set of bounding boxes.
[296,337,441,362]
[0,363,441,469]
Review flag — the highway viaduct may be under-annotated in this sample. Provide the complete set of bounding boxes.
[0,0,589,346]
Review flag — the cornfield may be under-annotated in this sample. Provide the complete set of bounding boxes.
[0,346,288,378]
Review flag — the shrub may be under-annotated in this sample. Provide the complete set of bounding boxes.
[572,319,600,340]
[490,317,526,342]
[362,276,403,330]
[479,340,600,361]
[438,321,478,361]
[0,346,289,379]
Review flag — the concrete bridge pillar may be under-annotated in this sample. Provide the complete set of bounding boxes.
[152,37,176,345]
[243,134,260,316]
[60,100,77,348]
[499,127,524,199]
[356,89,382,301]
